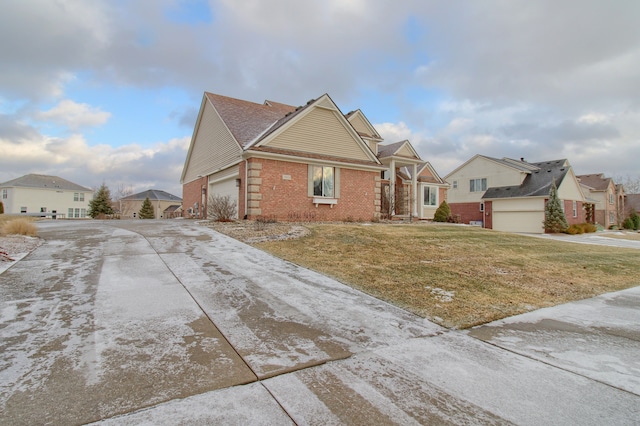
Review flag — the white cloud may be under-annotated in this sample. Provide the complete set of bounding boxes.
[39,100,111,130]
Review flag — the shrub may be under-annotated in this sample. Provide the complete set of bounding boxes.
[433,201,451,222]
[0,201,4,214]
[622,217,635,230]
[566,224,584,235]
[631,210,640,231]
[2,218,38,236]
[207,195,237,222]
[581,222,597,233]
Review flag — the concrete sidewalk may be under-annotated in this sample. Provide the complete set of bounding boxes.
[1,220,639,425]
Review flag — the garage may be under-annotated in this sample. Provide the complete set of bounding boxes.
[208,169,239,219]
[492,211,545,233]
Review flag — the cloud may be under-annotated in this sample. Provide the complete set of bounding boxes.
[39,100,111,130]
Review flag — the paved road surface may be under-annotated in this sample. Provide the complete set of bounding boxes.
[1,220,638,425]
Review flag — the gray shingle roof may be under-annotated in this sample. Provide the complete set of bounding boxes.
[122,189,182,201]
[483,159,570,199]
[0,174,91,191]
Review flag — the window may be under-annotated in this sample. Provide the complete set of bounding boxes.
[452,180,458,189]
[68,208,73,218]
[423,186,437,206]
[2,189,6,199]
[470,178,487,192]
[572,200,577,217]
[81,208,87,218]
[74,193,85,202]
[609,212,615,224]
[74,208,80,218]
[609,192,614,204]
[40,207,47,213]
[79,193,84,202]
[74,193,79,201]
[312,165,334,198]
[480,202,485,212]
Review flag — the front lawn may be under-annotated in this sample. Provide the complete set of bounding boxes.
[253,223,640,329]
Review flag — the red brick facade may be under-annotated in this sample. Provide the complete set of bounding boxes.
[449,202,485,225]
[182,176,208,218]
[242,158,379,221]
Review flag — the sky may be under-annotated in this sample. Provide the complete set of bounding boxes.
[1,0,639,198]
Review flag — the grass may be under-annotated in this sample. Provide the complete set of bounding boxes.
[0,215,39,236]
[254,223,640,329]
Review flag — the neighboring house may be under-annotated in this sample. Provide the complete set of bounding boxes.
[181,92,444,221]
[445,156,587,233]
[119,189,182,219]
[0,174,92,218]
[576,174,624,229]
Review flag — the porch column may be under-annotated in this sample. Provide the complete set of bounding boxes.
[389,159,396,216]
[412,163,418,218]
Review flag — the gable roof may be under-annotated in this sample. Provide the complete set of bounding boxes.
[482,159,571,199]
[0,174,91,192]
[444,154,537,180]
[396,162,444,183]
[122,189,182,201]
[576,174,613,191]
[205,92,297,148]
[377,140,420,160]
[345,109,383,140]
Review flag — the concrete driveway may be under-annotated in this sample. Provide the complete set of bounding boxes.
[1,220,639,425]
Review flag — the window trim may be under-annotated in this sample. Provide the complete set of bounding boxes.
[470,178,487,192]
[422,185,438,207]
[308,165,340,199]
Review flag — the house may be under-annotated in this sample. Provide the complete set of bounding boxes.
[181,92,443,221]
[576,174,624,229]
[0,174,92,218]
[118,189,182,219]
[445,156,587,233]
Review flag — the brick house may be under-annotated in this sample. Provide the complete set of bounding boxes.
[576,174,624,229]
[445,155,587,233]
[181,92,444,221]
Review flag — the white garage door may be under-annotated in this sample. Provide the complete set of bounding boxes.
[209,177,239,219]
[493,211,545,233]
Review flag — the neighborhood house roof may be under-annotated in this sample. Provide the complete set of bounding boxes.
[0,174,91,192]
[482,159,570,199]
[576,174,613,191]
[122,189,182,201]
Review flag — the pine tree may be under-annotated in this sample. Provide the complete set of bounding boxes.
[543,180,568,233]
[433,200,451,222]
[88,184,114,218]
[138,197,155,219]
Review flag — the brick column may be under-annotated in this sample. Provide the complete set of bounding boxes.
[247,161,263,218]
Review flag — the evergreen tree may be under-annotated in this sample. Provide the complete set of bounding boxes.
[543,180,568,233]
[88,184,114,218]
[433,200,451,222]
[0,201,4,214]
[138,197,155,219]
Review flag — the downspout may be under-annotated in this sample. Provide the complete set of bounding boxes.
[244,159,248,219]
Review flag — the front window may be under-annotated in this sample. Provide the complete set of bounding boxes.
[74,192,85,202]
[609,192,614,204]
[572,200,577,217]
[452,180,458,189]
[609,212,615,224]
[313,165,334,197]
[2,189,6,199]
[74,193,79,201]
[423,186,437,206]
[74,208,80,218]
[470,178,487,192]
[68,208,73,218]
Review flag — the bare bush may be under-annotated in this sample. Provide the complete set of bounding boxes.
[2,218,38,236]
[207,195,237,222]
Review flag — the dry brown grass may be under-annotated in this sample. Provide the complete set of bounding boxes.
[254,223,640,329]
[0,216,39,236]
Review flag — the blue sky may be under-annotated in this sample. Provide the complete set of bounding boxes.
[1,0,639,198]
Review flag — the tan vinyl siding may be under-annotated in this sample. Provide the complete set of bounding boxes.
[396,144,415,158]
[267,108,373,161]
[316,97,335,109]
[209,164,239,183]
[349,114,370,136]
[183,100,242,183]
